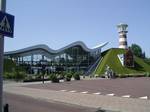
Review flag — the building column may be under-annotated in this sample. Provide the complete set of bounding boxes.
[42,55,44,60]
[31,55,34,65]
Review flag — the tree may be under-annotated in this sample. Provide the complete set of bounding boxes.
[130,44,142,58]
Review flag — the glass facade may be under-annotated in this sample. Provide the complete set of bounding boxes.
[4,42,107,74]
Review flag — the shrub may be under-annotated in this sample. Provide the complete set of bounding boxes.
[14,71,26,81]
[49,74,59,83]
[118,75,127,78]
[24,75,33,81]
[4,71,26,81]
[144,72,150,77]
[132,74,145,77]
[34,74,42,80]
[4,72,14,79]
[65,72,72,81]
[57,73,65,80]
[73,72,80,80]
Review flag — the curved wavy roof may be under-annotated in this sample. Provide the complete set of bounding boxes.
[4,41,108,55]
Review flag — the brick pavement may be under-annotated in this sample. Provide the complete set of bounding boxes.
[3,82,150,112]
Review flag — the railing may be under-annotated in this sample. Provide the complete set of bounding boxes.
[85,56,102,75]
[93,57,103,75]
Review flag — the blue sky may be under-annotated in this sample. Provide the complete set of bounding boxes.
[5,0,150,57]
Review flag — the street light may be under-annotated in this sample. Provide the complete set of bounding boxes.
[40,59,47,84]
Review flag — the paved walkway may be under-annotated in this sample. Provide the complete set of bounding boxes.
[3,82,150,112]
[24,77,150,99]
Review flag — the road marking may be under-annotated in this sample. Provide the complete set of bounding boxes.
[106,93,114,96]
[139,96,148,100]
[60,90,67,92]
[69,90,76,93]
[81,91,88,94]
[93,92,101,95]
[122,95,130,98]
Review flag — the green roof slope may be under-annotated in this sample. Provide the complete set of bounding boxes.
[95,48,150,76]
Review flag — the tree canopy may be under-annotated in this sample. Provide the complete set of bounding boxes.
[130,44,143,58]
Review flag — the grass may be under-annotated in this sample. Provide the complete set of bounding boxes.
[94,48,150,76]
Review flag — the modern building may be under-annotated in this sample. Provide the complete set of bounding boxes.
[4,41,108,74]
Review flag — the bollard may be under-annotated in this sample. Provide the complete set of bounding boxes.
[4,104,9,112]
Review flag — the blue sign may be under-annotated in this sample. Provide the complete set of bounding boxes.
[0,11,14,38]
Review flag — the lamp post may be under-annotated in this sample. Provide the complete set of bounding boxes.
[40,59,47,84]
